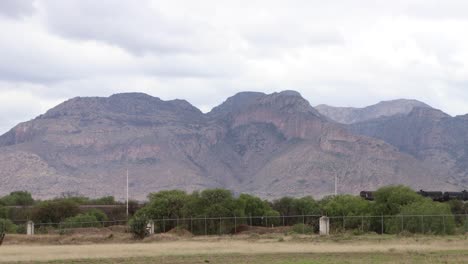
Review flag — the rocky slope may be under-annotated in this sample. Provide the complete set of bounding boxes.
[349,107,468,188]
[0,92,455,200]
[316,99,431,124]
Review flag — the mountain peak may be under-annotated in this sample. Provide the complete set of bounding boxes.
[256,90,320,115]
[316,99,433,124]
[43,93,202,119]
[209,91,265,116]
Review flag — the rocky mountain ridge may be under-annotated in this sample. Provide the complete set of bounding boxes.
[0,92,458,200]
[316,99,432,124]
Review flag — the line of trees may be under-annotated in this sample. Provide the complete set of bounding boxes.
[1,185,468,235]
[0,192,135,234]
[130,186,467,236]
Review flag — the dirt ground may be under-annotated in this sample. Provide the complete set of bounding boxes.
[0,233,467,263]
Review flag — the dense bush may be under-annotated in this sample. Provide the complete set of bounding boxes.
[62,214,100,228]
[0,206,9,219]
[385,200,455,234]
[32,200,80,224]
[129,215,149,239]
[84,209,108,222]
[0,218,17,233]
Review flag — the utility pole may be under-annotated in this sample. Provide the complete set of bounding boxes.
[126,168,129,218]
[334,175,338,196]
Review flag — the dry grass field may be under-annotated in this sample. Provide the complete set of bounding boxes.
[0,233,467,263]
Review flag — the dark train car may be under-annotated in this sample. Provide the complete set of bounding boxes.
[360,191,374,201]
[443,192,464,201]
[417,190,445,202]
[463,190,468,201]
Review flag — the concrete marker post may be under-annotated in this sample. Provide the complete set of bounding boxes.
[319,216,329,236]
[27,221,34,236]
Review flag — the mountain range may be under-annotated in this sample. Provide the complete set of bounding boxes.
[0,91,465,200]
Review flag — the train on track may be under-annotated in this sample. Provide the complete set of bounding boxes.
[360,190,468,202]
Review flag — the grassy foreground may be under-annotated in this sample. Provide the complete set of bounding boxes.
[1,234,467,263]
[11,251,468,264]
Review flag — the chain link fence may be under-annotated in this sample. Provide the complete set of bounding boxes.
[4,214,468,236]
[149,214,468,236]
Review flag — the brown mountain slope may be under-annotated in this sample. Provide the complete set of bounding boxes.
[0,92,455,200]
[316,99,431,124]
[349,107,468,189]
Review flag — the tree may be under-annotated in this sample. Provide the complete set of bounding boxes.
[32,200,80,224]
[0,191,34,206]
[293,196,320,215]
[272,197,296,216]
[322,195,371,231]
[237,194,273,217]
[322,195,371,217]
[372,185,424,216]
[198,189,243,217]
[137,190,191,219]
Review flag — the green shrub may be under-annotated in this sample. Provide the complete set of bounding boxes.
[129,215,149,239]
[291,223,314,234]
[0,218,18,233]
[84,209,108,222]
[385,200,455,235]
[0,206,9,219]
[62,214,100,228]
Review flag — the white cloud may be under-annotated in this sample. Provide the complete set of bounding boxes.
[0,0,467,133]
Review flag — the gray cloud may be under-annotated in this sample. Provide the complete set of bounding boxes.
[0,0,467,133]
[0,0,35,19]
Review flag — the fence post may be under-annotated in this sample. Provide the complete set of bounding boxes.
[190,217,193,234]
[234,215,237,234]
[163,217,166,233]
[421,215,424,234]
[250,214,252,226]
[219,217,222,236]
[282,215,285,227]
[302,215,305,234]
[381,214,384,235]
[401,215,404,233]
[204,216,207,236]
[27,221,34,236]
[266,216,268,228]
[361,216,364,233]
[443,215,446,235]
[147,220,155,235]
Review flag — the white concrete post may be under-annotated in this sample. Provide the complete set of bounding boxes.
[319,216,329,236]
[27,221,34,236]
[147,220,155,235]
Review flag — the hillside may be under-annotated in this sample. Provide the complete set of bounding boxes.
[349,107,468,188]
[0,92,455,200]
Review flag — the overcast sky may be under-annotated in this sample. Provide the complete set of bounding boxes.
[0,0,467,133]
